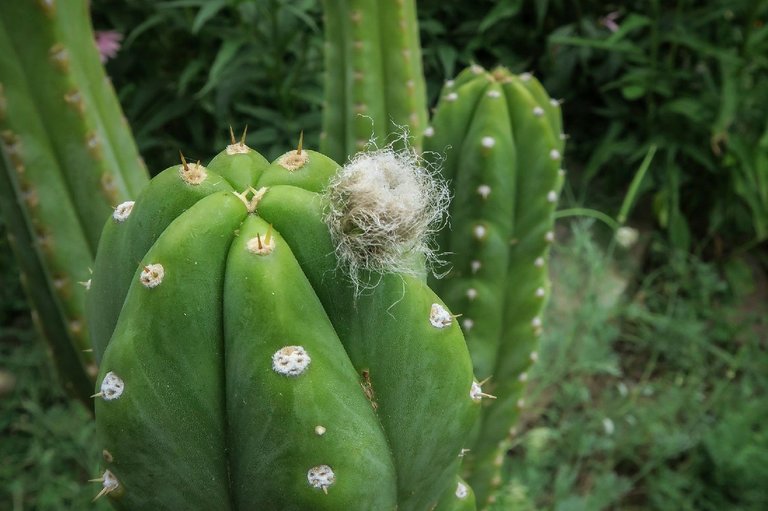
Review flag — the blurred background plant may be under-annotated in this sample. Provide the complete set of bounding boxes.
[1,0,767,509]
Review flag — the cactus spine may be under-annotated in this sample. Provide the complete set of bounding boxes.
[424,65,565,507]
[321,0,428,162]
[0,0,149,405]
[87,137,482,510]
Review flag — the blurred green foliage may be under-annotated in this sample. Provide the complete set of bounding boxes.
[92,0,324,168]
[92,0,768,251]
[492,222,768,510]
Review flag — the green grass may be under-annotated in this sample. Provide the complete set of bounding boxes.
[492,221,768,511]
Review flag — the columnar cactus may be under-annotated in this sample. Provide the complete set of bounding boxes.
[424,65,565,507]
[86,136,484,510]
[0,0,148,405]
[321,0,428,162]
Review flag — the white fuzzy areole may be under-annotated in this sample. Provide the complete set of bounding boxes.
[473,224,487,240]
[140,264,164,288]
[315,425,326,436]
[481,136,496,148]
[534,257,545,268]
[547,190,558,203]
[520,72,532,81]
[112,201,134,222]
[462,318,474,332]
[535,287,546,298]
[533,106,545,117]
[476,184,491,199]
[429,303,452,328]
[100,372,124,400]
[470,381,486,402]
[102,470,119,491]
[424,126,435,138]
[272,346,311,376]
[549,149,562,161]
[226,142,250,155]
[445,92,458,102]
[466,288,478,301]
[456,482,469,499]
[532,316,542,328]
[179,162,207,185]
[470,260,482,274]
[324,146,448,291]
[530,351,539,362]
[545,231,555,243]
[445,79,455,88]
[518,372,528,382]
[487,90,501,98]
[307,465,335,491]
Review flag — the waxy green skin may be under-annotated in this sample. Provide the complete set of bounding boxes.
[424,66,565,507]
[0,0,148,405]
[89,144,479,510]
[321,0,428,162]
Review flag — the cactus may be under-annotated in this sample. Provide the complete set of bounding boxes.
[424,65,565,507]
[0,0,149,406]
[86,135,485,510]
[321,0,428,163]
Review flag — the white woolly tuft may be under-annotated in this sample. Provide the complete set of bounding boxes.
[324,142,449,292]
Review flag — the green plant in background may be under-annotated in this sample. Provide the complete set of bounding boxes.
[320,0,428,162]
[92,0,325,170]
[491,222,768,511]
[85,137,481,509]
[0,0,149,407]
[423,64,564,507]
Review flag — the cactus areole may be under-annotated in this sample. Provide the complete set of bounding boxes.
[86,138,480,510]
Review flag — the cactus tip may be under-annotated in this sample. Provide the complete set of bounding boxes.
[226,126,251,155]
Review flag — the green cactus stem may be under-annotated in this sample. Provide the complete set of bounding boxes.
[424,65,565,507]
[87,139,482,510]
[321,0,428,162]
[0,0,149,407]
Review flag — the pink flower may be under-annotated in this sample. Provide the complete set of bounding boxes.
[95,30,123,63]
[599,11,621,33]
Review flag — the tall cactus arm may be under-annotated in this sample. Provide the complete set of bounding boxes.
[0,154,93,404]
[0,0,148,249]
[423,66,565,507]
[320,0,428,162]
[0,0,149,405]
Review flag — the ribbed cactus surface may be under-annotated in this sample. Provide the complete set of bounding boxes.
[424,65,565,507]
[87,139,484,510]
[321,0,428,162]
[0,0,148,405]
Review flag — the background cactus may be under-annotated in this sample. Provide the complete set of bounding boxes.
[424,65,565,507]
[0,0,149,406]
[87,138,483,510]
[320,0,428,163]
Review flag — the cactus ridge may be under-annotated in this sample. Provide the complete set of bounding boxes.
[89,142,480,510]
[424,66,565,506]
[321,0,428,162]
